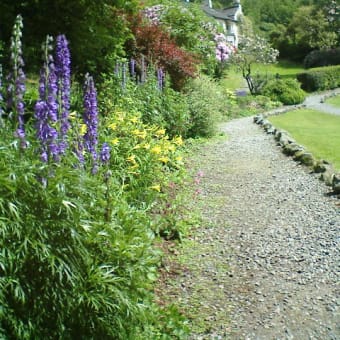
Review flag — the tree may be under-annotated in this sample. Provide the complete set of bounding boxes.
[230,35,279,94]
[0,0,139,75]
[286,6,338,50]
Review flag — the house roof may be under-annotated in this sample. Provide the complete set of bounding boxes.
[202,1,240,22]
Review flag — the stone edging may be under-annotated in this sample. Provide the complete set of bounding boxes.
[253,110,340,195]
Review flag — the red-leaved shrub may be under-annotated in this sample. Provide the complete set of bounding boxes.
[128,14,199,90]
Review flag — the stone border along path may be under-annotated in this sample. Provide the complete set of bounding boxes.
[172,98,340,339]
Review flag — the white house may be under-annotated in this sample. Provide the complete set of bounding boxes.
[202,0,242,47]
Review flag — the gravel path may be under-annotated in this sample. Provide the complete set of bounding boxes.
[303,89,340,115]
[176,116,340,339]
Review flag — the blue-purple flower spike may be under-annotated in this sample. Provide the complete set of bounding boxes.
[157,68,164,90]
[100,142,111,164]
[0,65,4,125]
[83,73,98,163]
[55,34,71,154]
[8,14,26,147]
[35,36,59,162]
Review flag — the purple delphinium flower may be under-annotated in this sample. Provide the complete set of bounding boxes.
[8,15,26,147]
[0,65,4,125]
[83,73,98,163]
[122,62,127,89]
[35,36,59,162]
[55,34,71,154]
[100,142,110,164]
[157,68,164,90]
[129,59,136,78]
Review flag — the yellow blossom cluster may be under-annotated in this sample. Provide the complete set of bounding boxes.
[103,108,185,194]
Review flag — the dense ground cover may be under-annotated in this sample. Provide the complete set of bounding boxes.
[269,109,340,170]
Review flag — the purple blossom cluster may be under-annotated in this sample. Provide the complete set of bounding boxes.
[100,143,110,164]
[3,16,110,173]
[35,36,59,162]
[0,65,3,123]
[55,35,71,153]
[214,33,235,62]
[7,14,26,146]
[157,68,164,90]
[142,5,164,25]
[83,73,98,163]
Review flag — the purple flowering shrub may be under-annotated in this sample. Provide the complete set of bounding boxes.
[0,15,190,339]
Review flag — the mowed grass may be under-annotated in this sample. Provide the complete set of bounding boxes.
[252,60,304,79]
[222,60,304,90]
[325,95,340,108]
[269,109,340,170]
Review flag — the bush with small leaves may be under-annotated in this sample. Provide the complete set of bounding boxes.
[261,78,306,105]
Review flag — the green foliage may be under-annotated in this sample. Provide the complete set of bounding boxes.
[0,0,138,74]
[138,0,218,78]
[304,48,340,69]
[184,75,228,138]
[260,78,306,104]
[230,35,279,94]
[99,71,190,138]
[297,65,340,92]
[234,94,281,117]
[243,0,339,62]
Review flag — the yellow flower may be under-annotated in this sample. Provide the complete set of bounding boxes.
[129,163,139,170]
[150,184,161,192]
[151,145,162,154]
[108,123,117,130]
[155,128,166,136]
[173,136,183,146]
[175,156,183,162]
[69,111,77,120]
[130,116,139,123]
[166,144,176,152]
[80,124,87,135]
[111,138,119,145]
[143,143,150,150]
[132,129,147,139]
[127,155,136,164]
[158,156,169,163]
[133,144,141,150]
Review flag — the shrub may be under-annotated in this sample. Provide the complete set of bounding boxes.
[99,71,190,138]
[128,13,199,90]
[184,75,228,138]
[297,65,340,92]
[304,48,340,69]
[261,78,306,104]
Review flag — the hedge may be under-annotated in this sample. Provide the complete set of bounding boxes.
[297,65,340,92]
[304,48,340,69]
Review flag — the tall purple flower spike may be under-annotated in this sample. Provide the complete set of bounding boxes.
[157,68,164,90]
[0,65,4,125]
[100,142,110,164]
[35,36,59,162]
[130,59,136,78]
[55,34,71,154]
[83,73,98,163]
[8,15,26,147]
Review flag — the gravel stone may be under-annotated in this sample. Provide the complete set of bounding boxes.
[182,116,340,339]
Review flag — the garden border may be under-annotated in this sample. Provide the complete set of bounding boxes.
[253,106,340,196]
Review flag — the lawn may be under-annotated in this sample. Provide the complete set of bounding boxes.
[252,59,304,79]
[325,95,340,108]
[222,59,304,91]
[268,109,340,170]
